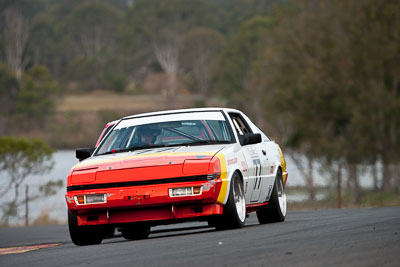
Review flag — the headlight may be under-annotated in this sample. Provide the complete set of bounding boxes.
[74,194,107,205]
[169,186,203,197]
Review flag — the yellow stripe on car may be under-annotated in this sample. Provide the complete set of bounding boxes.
[277,146,288,184]
[216,153,228,204]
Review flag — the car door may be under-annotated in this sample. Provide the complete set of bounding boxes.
[256,135,276,202]
[228,112,264,203]
[248,123,277,202]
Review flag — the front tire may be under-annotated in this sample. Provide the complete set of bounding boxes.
[68,210,104,246]
[211,172,246,230]
[256,169,287,224]
[120,223,150,240]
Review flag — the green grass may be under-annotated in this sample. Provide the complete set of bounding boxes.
[287,186,400,210]
[360,191,400,207]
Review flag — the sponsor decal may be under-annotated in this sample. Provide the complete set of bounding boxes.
[270,165,274,174]
[241,161,248,172]
[195,155,207,159]
[246,146,258,156]
[124,195,150,200]
[227,158,238,165]
[203,180,216,191]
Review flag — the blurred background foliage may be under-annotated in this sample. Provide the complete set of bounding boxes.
[0,0,399,209]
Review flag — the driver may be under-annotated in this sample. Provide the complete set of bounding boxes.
[135,126,160,146]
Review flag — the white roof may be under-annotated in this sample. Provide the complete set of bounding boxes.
[123,107,242,120]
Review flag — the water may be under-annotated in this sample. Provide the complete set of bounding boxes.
[0,151,77,225]
[285,155,378,188]
[37,151,78,223]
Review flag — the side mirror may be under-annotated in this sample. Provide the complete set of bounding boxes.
[240,133,262,146]
[76,148,95,161]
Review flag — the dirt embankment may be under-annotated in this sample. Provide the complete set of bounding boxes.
[57,93,203,112]
[48,92,223,149]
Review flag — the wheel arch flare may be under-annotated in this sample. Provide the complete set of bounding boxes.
[277,145,288,186]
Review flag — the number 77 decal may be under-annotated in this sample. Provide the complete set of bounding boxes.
[252,158,262,189]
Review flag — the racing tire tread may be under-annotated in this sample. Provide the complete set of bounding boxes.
[256,169,286,224]
[120,224,150,240]
[68,210,104,246]
[212,172,246,230]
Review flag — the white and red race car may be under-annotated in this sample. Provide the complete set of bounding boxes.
[66,108,288,245]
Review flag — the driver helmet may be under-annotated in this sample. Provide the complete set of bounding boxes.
[136,126,160,143]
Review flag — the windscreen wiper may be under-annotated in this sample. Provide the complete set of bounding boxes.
[183,140,230,146]
[128,144,169,151]
[97,144,168,155]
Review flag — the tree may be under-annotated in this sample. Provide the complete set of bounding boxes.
[262,0,400,200]
[0,137,58,225]
[27,0,88,79]
[213,16,274,126]
[152,31,181,104]
[17,64,58,126]
[121,0,205,102]
[29,9,57,67]
[180,28,224,98]
[121,0,227,100]
[58,2,124,91]
[2,6,29,81]
[62,2,122,59]
[0,64,19,115]
[0,65,19,136]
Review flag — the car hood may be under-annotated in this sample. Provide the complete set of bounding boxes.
[69,145,229,185]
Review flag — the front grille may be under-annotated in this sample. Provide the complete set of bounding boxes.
[67,174,214,192]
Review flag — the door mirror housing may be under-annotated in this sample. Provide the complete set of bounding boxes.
[240,133,262,146]
[76,148,95,161]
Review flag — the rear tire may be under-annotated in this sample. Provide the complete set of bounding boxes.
[256,169,286,224]
[212,172,246,230]
[68,210,104,246]
[120,223,150,240]
[104,225,115,239]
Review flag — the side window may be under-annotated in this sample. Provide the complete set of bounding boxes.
[255,126,271,142]
[207,120,231,141]
[229,113,252,136]
[97,127,132,153]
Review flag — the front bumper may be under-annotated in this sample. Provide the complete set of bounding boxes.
[74,203,223,226]
[65,179,223,226]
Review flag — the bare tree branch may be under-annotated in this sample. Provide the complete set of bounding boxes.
[2,7,29,81]
[153,33,180,104]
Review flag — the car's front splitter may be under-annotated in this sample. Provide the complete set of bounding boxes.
[75,203,223,226]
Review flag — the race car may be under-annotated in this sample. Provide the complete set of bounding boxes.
[94,120,118,148]
[66,108,288,246]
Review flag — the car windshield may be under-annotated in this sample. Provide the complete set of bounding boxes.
[95,111,233,155]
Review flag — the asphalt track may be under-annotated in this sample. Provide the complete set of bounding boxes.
[0,207,399,267]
